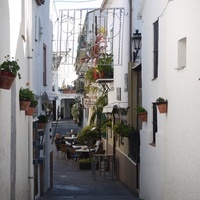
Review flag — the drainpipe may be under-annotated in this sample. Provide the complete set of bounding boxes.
[27,1,34,200]
[130,0,133,62]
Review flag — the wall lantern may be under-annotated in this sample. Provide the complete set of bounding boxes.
[75,74,84,94]
[132,29,142,62]
[78,74,84,86]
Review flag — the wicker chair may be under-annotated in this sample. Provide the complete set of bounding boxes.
[59,144,68,160]
[67,147,79,165]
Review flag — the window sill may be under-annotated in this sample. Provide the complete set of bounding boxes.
[151,77,157,81]
[149,142,156,147]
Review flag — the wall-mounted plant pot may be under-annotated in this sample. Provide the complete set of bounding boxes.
[0,71,16,90]
[25,106,35,116]
[93,68,99,80]
[20,100,31,111]
[35,0,45,6]
[156,102,167,113]
[138,112,147,122]
[98,72,104,78]
[38,122,45,129]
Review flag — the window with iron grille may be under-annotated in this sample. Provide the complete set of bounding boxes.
[152,103,157,144]
[153,20,159,79]
[129,130,140,163]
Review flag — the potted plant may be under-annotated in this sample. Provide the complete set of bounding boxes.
[113,122,134,137]
[0,55,21,89]
[25,99,38,116]
[135,105,147,122]
[19,87,34,111]
[77,124,99,155]
[156,97,168,113]
[96,53,113,78]
[77,104,83,126]
[37,114,47,129]
[71,103,78,123]
[85,67,96,83]
[101,119,112,133]
[79,158,92,170]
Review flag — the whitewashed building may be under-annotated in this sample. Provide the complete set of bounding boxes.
[139,0,200,199]
[0,1,54,199]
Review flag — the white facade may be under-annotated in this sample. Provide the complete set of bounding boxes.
[0,1,53,199]
[140,0,200,199]
[102,0,130,107]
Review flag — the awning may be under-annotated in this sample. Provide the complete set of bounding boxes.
[41,91,59,102]
[102,105,114,113]
[102,102,128,114]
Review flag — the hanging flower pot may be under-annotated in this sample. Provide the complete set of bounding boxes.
[0,55,21,90]
[38,122,45,129]
[19,87,34,111]
[25,106,35,116]
[157,103,167,113]
[138,112,147,122]
[20,100,31,111]
[25,99,38,116]
[156,97,168,114]
[37,115,47,129]
[135,106,147,122]
[98,72,104,78]
[0,71,16,90]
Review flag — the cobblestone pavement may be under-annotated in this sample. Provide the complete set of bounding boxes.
[38,119,142,200]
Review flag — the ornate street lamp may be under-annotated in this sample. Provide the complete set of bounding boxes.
[132,30,142,62]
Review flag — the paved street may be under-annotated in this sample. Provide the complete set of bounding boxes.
[38,119,141,200]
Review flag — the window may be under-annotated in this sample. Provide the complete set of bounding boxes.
[153,20,159,79]
[129,130,140,163]
[116,87,121,101]
[152,103,157,145]
[43,44,47,86]
[178,37,187,69]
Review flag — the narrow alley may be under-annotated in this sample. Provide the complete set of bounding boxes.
[38,119,141,200]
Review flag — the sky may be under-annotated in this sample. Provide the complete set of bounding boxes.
[53,0,104,10]
[51,0,104,87]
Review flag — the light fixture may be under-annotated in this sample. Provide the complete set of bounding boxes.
[132,29,142,62]
[75,74,84,94]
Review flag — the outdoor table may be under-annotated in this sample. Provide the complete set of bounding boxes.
[65,136,77,140]
[75,148,95,153]
[91,154,115,180]
[72,145,85,149]
[75,148,95,159]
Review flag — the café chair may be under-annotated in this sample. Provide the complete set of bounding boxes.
[55,143,62,159]
[59,144,68,160]
[67,148,79,165]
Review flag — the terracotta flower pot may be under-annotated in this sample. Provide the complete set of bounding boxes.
[20,100,31,111]
[25,106,35,116]
[93,68,99,80]
[157,102,167,113]
[0,71,16,90]
[98,72,104,78]
[38,122,45,129]
[138,112,147,122]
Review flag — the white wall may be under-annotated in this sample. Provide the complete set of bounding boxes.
[140,0,200,199]
[104,0,130,105]
[0,1,53,199]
